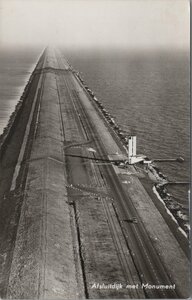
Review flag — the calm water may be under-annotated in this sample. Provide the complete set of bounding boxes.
[0,48,190,211]
[0,47,41,133]
[64,49,190,210]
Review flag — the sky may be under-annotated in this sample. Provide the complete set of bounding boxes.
[0,0,190,50]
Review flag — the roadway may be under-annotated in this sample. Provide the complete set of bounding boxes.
[0,47,189,299]
[55,49,188,298]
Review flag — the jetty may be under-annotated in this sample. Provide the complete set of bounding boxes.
[0,47,189,299]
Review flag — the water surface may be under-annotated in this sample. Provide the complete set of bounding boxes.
[64,49,190,209]
[0,47,190,211]
[0,47,41,133]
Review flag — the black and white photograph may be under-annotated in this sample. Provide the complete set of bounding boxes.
[0,0,190,299]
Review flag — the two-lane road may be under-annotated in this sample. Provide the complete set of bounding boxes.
[55,50,185,298]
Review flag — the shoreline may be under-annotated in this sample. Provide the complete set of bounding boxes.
[0,48,189,299]
[147,163,189,236]
[0,49,45,138]
[74,68,189,240]
[0,61,189,242]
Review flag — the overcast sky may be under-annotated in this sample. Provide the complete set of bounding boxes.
[0,0,190,50]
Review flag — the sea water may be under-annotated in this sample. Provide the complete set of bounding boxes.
[0,47,190,213]
[0,47,41,134]
[64,48,190,212]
